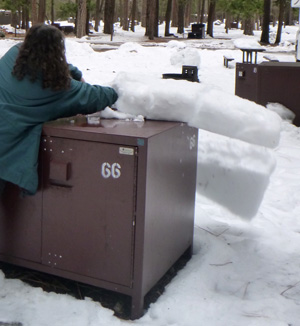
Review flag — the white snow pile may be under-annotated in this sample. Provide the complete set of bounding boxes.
[118,41,146,53]
[0,271,116,325]
[266,102,296,123]
[167,40,201,67]
[112,72,281,149]
[93,106,144,121]
[65,38,95,56]
[234,37,265,49]
[0,39,19,57]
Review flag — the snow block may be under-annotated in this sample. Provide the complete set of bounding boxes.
[112,72,281,149]
[197,130,276,219]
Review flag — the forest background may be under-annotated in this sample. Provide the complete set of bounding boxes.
[0,0,299,47]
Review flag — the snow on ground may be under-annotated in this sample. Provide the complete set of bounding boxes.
[1,22,300,326]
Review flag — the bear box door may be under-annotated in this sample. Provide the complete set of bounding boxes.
[41,136,138,287]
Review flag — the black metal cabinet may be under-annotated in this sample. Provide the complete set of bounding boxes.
[0,119,198,319]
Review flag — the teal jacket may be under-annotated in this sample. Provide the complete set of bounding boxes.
[0,44,118,195]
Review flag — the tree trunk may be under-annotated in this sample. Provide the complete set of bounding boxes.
[38,0,46,23]
[154,0,159,37]
[130,0,137,31]
[119,0,124,27]
[21,5,27,29]
[200,0,205,23]
[225,12,231,34]
[94,0,104,31]
[86,1,90,35]
[285,1,292,26]
[272,0,276,27]
[177,0,185,33]
[206,0,216,37]
[145,0,158,39]
[243,17,254,36]
[146,0,156,39]
[260,0,271,44]
[185,0,191,28]
[275,0,285,44]
[31,0,38,25]
[123,0,129,30]
[76,0,87,37]
[145,0,149,34]
[25,6,30,30]
[164,0,172,36]
[51,0,54,24]
[197,0,201,23]
[171,0,178,27]
[104,0,115,35]
[141,0,147,27]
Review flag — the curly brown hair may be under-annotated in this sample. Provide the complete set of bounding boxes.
[12,24,71,91]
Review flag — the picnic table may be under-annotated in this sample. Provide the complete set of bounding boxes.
[239,47,266,64]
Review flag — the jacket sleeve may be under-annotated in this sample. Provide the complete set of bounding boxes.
[46,80,119,121]
[68,64,83,81]
[0,79,118,126]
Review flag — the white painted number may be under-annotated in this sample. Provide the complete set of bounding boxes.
[101,162,121,179]
[112,163,121,178]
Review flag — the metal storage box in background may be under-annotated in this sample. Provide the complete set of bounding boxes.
[188,23,205,39]
[0,118,198,319]
[235,62,300,126]
[0,10,11,25]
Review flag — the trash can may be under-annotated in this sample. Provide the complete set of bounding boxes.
[188,23,205,39]
[0,118,198,319]
[230,22,239,29]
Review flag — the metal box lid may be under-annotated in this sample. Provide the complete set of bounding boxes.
[42,117,184,145]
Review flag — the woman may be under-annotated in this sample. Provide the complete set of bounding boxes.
[0,24,118,195]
